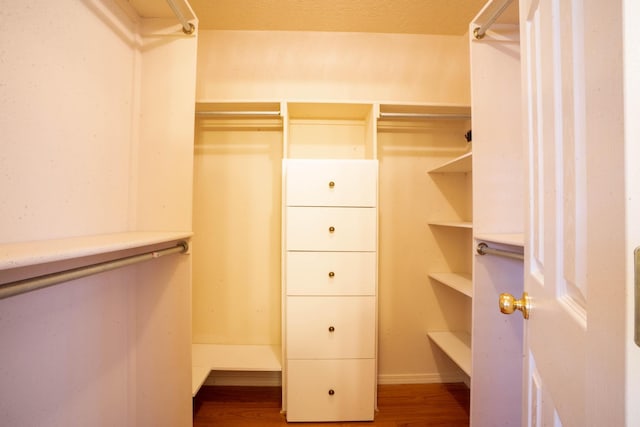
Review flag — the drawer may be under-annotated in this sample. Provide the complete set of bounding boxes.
[286,207,376,251]
[286,296,375,359]
[286,358,375,422]
[286,252,376,296]
[285,159,377,207]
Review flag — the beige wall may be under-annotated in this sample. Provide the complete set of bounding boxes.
[196,30,469,104]
[194,30,471,383]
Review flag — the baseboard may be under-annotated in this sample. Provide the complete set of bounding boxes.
[204,370,282,387]
[377,372,466,385]
[202,371,466,388]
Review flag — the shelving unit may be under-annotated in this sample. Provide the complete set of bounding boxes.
[0,2,198,424]
[469,2,524,423]
[426,145,473,378]
[191,101,284,394]
[282,102,378,421]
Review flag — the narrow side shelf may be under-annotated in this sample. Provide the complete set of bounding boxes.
[429,221,473,229]
[428,152,472,173]
[429,273,472,297]
[192,344,282,396]
[427,331,471,377]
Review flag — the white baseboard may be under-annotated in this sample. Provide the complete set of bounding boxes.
[377,372,466,385]
[204,370,282,387]
[201,371,466,388]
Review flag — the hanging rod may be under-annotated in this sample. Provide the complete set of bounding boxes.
[0,241,189,300]
[165,0,196,35]
[195,111,282,118]
[473,0,515,39]
[476,242,524,260]
[379,112,471,120]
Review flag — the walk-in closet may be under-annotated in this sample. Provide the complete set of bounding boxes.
[3,0,637,426]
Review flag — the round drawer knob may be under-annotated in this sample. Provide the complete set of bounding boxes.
[329,226,335,233]
[328,271,335,278]
[328,389,335,396]
[329,181,335,188]
[328,326,335,332]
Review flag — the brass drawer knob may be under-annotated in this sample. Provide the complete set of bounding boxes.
[328,271,335,278]
[329,181,335,188]
[328,389,335,396]
[329,226,335,233]
[328,326,335,332]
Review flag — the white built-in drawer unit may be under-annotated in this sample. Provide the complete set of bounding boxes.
[283,159,378,422]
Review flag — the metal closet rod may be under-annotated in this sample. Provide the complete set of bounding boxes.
[379,112,471,120]
[476,242,524,260]
[0,241,189,300]
[473,0,516,40]
[195,111,282,117]
[165,0,196,35]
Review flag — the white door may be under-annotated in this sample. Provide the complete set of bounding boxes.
[520,0,629,425]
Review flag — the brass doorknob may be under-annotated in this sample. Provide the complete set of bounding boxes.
[499,292,530,319]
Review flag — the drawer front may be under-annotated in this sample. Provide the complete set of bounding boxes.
[286,207,376,251]
[286,296,375,359]
[285,159,377,207]
[286,252,376,296]
[286,358,375,422]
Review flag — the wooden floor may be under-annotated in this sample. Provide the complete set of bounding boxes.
[193,383,470,426]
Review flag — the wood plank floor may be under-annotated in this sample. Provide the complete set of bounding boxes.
[193,383,470,426]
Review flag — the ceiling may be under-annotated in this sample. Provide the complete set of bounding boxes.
[128,0,518,36]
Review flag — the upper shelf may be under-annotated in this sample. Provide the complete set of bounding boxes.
[195,102,283,129]
[428,152,472,173]
[0,231,192,271]
[379,103,471,120]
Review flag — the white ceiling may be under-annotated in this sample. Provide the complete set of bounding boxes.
[128,0,519,36]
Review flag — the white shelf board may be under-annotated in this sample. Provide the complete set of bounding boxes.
[428,152,472,173]
[192,344,282,395]
[192,366,211,397]
[427,331,472,377]
[0,231,193,271]
[475,233,524,247]
[429,221,473,229]
[429,273,472,298]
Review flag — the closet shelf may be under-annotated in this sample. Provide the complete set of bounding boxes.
[195,101,283,130]
[427,331,471,377]
[429,221,473,229]
[0,231,192,271]
[191,344,282,396]
[428,152,472,173]
[475,233,524,247]
[429,273,472,298]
